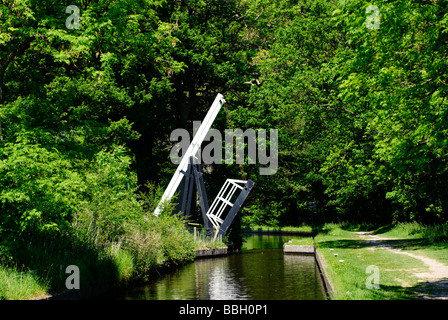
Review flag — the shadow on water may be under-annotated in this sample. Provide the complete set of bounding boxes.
[240,233,305,250]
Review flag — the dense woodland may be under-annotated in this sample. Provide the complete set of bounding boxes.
[1,0,448,292]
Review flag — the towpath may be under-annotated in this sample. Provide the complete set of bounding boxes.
[356,232,448,300]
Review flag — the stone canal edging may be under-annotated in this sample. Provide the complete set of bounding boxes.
[314,250,335,299]
[283,243,335,299]
[283,244,315,254]
[195,247,228,259]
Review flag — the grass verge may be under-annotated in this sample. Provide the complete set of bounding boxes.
[289,222,448,300]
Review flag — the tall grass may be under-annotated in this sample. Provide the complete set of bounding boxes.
[190,227,226,250]
[0,182,196,299]
[0,267,48,300]
[122,213,195,282]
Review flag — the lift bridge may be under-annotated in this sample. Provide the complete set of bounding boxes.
[154,94,254,240]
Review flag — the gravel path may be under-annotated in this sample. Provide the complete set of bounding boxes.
[356,232,448,300]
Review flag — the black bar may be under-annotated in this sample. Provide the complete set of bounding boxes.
[185,163,194,217]
[180,165,192,217]
[193,162,211,231]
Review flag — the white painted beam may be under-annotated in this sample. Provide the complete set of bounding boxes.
[154,93,226,216]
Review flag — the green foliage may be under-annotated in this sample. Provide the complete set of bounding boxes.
[241,0,348,225]
[330,0,448,223]
[0,0,447,298]
[0,267,48,300]
[242,0,448,225]
[0,134,82,257]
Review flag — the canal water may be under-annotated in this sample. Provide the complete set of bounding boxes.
[115,234,326,300]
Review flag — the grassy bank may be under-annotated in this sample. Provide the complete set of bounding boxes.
[1,211,235,299]
[290,222,448,300]
[0,144,199,300]
[374,222,448,267]
[0,267,49,300]
[0,212,197,300]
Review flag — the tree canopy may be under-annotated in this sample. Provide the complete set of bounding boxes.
[1,0,447,262]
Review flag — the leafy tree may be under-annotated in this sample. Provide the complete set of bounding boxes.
[333,0,448,223]
[242,0,346,225]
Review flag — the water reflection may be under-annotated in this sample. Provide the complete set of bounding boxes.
[206,258,248,300]
[119,242,325,300]
[241,234,304,250]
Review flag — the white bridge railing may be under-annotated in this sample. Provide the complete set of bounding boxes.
[206,179,248,239]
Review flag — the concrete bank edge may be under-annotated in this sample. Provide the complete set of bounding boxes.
[195,247,228,258]
[283,244,335,300]
[315,250,335,299]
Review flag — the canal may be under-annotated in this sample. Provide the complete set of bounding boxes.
[113,234,326,300]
